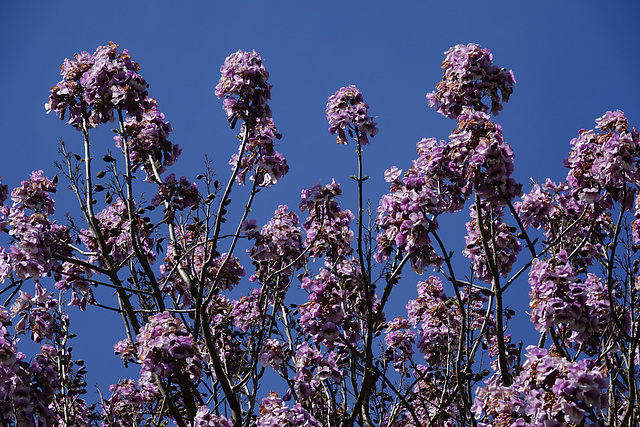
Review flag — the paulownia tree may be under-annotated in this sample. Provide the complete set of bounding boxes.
[0,41,638,426]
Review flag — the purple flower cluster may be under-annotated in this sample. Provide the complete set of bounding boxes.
[299,180,354,265]
[151,173,199,217]
[406,276,461,367]
[184,406,233,427]
[452,109,521,205]
[10,283,58,343]
[516,179,612,269]
[0,171,72,283]
[528,251,620,351]
[115,104,181,181]
[564,110,640,209]
[257,392,321,427]
[427,43,515,119]
[215,50,272,122]
[101,378,160,427]
[463,203,521,283]
[289,342,343,402]
[325,85,378,145]
[376,110,519,273]
[230,118,289,188]
[135,311,202,381]
[0,207,68,282]
[160,227,245,306]
[245,205,304,290]
[384,317,415,371]
[11,170,57,215]
[230,287,264,333]
[46,41,149,127]
[258,338,285,371]
[80,198,155,267]
[473,346,608,426]
[53,261,96,311]
[0,314,62,427]
[299,260,374,350]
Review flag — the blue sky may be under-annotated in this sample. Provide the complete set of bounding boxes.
[1,0,640,399]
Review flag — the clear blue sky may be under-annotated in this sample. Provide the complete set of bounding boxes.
[1,0,639,399]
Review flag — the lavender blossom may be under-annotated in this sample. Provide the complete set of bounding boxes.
[326,85,378,145]
[46,42,149,127]
[427,43,515,119]
[215,50,272,122]
[257,392,321,427]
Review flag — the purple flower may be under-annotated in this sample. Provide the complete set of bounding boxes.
[159,228,245,306]
[46,42,149,128]
[135,312,202,381]
[151,173,199,219]
[230,117,289,188]
[247,205,304,290]
[11,170,57,215]
[114,104,180,181]
[257,392,321,427]
[299,181,354,265]
[184,406,233,427]
[427,43,515,119]
[564,110,640,209]
[463,203,521,284]
[80,198,155,267]
[474,347,608,426]
[101,378,160,427]
[215,50,272,122]
[326,85,378,145]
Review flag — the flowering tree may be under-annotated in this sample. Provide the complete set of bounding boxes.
[0,40,638,426]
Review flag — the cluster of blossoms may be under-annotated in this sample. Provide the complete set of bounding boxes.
[11,170,57,215]
[230,118,289,188]
[244,205,304,291]
[132,311,203,381]
[115,104,181,181]
[299,260,375,350]
[215,50,272,123]
[215,51,289,187]
[258,338,285,372]
[564,110,640,209]
[151,173,199,218]
[528,250,621,351]
[325,85,378,145]
[463,203,521,283]
[289,342,343,404]
[230,287,264,333]
[451,109,521,205]
[159,228,245,306]
[0,172,73,284]
[376,109,519,273]
[53,261,96,311]
[384,317,415,371]
[299,180,354,265]
[10,283,58,343]
[516,179,612,269]
[257,392,321,427]
[80,198,156,267]
[2,344,60,426]
[473,346,608,426]
[100,378,161,427]
[427,43,516,119]
[405,276,461,367]
[46,41,149,127]
[184,406,233,427]
[0,308,93,427]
